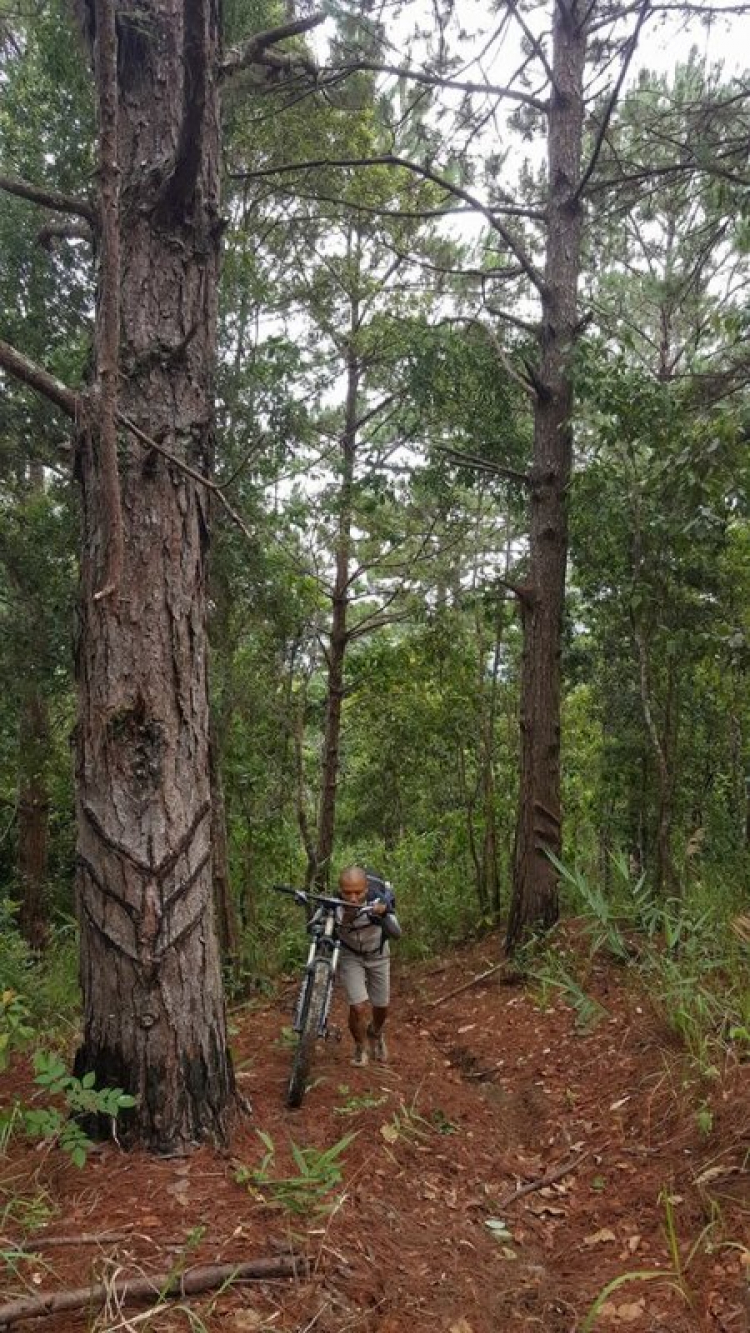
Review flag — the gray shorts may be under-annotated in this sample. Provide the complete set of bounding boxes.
[338,948,390,1007]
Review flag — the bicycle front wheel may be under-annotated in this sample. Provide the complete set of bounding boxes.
[287,957,330,1108]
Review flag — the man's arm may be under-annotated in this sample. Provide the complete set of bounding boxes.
[368,897,401,940]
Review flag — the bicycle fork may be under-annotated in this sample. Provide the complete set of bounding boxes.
[292,937,341,1037]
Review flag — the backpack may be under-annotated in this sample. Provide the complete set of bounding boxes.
[364,870,400,951]
[365,869,396,914]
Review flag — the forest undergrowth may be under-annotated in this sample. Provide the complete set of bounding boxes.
[0,872,748,1333]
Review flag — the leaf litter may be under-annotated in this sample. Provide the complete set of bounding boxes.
[0,926,747,1332]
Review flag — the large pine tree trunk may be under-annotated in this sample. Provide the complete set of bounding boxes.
[73,0,234,1151]
[506,1,587,951]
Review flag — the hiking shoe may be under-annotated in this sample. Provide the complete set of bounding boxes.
[351,1045,369,1067]
[367,1026,388,1063]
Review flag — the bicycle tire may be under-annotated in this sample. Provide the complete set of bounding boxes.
[287,957,330,1108]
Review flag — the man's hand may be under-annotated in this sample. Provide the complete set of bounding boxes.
[368,901,388,917]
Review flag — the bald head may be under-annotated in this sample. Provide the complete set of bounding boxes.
[339,866,367,905]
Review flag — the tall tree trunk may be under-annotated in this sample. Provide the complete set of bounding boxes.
[507,0,588,951]
[482,605,504,917]
[73,0,234,1151]
[292,675,318,890]
[633,621,679,896]
[17,687,50,953]
[14,461,51,953]
[314,316,359,891]
[209,722,239,972]
[457,741,485,913]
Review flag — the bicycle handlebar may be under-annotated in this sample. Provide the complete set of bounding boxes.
[272,884,354,912]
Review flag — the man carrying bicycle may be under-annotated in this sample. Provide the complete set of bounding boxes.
[337,866,401,1067]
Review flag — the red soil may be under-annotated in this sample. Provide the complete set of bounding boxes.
[1,932,747,1332]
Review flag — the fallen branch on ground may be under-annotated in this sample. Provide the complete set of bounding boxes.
[13,1232,185,1249]
[496,1151,589,1209]
[429,961,524,1007]
[0,1256,308,1328]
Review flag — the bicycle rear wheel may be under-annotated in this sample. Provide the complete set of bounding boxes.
[287,957,330,1108]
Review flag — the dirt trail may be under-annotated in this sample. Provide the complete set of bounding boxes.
[1,932,748,1332]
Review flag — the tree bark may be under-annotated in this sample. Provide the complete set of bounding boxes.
[73,0,234,1151]
[507,0,588,951]
[480,604,504,917]
[314,294,360,891]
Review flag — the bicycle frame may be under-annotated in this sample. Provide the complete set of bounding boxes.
[293,908,341,1036]
[274,884,356,1034]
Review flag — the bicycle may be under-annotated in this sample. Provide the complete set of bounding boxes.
[273,884,352,1108]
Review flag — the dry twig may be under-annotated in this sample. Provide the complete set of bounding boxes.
[429,961,523,1008]
[0,1256,308,1328]
[496,1150,589,1209]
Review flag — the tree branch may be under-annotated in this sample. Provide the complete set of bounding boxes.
[432,442,533,486]
[117,414,254,543]
[496,1151,589,1208]
[472,315,539,398]
[0,173,96,225]
[574,0,652,203]
[347,609,411,642]
[220,13,325,79]
[0,341,253,546]
[324,61,548,111]
[0,1257,308,1329]
[0,338,78,418]
[37,220,93,249]
[355,393,398,432]
[506,0,557,89]
[234,155,545,294]
[271,183,545,224]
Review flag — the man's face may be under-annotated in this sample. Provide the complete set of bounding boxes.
[339,872,367,908]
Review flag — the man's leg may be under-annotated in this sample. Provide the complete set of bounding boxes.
[349,1001,370,1064]
[370,1005,388,1035]
[366,958,391,1061]
[339,953,371,1065]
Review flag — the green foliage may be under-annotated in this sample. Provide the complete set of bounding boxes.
[582,1186,722,1329]
[529,949,608,1034]
[0,988,34,1071]
[547,852,632,964]
[379,1094,436,1147]
[549,854,749,1074]
[334,1085,388,1116]
[0,900,35,1010]
[1,1045,136,1169]
[0,943,134,1168]
[235,1128,357,1215]
[0,904,79,1031]
[0,1174,58,1288]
